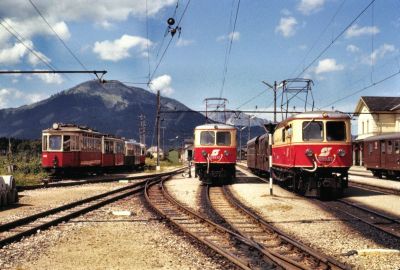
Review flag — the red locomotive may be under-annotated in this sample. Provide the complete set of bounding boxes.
[247,111,352,198]
[42,123,145,175]
[363,133,400,179]
[193,124,237,184]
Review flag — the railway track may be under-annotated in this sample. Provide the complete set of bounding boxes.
[0,174,173,248]
[17,168,185,191]
[145,178,281,269]
[206,185,350,270]
[348,181,400,196]
[319,199,400,240]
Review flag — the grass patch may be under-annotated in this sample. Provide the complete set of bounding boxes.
[0,155,47,185]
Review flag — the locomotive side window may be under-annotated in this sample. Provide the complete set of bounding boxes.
[216,131,231,146]
[381,141,385,154]
[42,135,47,151]
[369,143,373,155]
[302,121,323,141]
[49,135,62,150]
[326,121,346,141]
[395,141,400,154]
[200,131,215,146]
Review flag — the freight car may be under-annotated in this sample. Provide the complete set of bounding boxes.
[193,124,237,184]
[42,123,145,175]
[363,133,400,179]
[247,111,352,199]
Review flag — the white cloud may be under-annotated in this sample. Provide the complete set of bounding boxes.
[149,74,174,96]
[96,20,114,30]
[176,38,194,47]
[314,58,344,74]
[93,34,152,61]
[346,44,360,53]
[34,72,64,84]
[217,31,240,42]
[27,50,52,66]
[0,1,176,23]
[281,9,291,16]
[345,24,380,38]
[0,87,47,108]
[362,43,396,65]
[0,42,27,65]
[298,0,325,15]
[275,17,298,38]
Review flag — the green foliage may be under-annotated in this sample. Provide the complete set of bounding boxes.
[0,137,46,185]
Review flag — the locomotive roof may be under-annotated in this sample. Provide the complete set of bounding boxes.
[194,123,236,130]
[362,132,400,142]
[42,123,101,134]
[277,111,350,127]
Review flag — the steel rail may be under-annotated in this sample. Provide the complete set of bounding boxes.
[207,186,349,270]
[145,178,279,270]
[17,167,186,191]
[0,171,184,248]
[348,181,400,196]
[318,199,400,240]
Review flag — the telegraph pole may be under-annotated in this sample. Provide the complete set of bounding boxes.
[156,90,161,170]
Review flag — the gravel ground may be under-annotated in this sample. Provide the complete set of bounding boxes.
[229,167,400,270]
[0,181,136,224]
[0,194,230,270]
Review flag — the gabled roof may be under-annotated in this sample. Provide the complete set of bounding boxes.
[354,96,400,114]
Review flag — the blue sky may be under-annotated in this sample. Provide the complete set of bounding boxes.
[0,0,399,124]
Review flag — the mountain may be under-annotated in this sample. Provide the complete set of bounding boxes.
[0,80,206,148]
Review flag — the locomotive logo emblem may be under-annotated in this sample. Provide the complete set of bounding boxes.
[319,147,332,157]
[210,149,220,157]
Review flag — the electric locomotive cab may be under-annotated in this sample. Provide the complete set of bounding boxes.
[272,111,352,198]
[193,124,237,184]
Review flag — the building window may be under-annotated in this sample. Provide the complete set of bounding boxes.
[362,122,364,134]
[366,120,369,134]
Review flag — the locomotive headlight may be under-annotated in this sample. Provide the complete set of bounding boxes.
[305,148,314,157]
[337,149,346,157]
[201,150,207,157]
[224,150,229,156]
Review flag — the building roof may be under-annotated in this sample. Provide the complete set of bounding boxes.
[355,96,400,114]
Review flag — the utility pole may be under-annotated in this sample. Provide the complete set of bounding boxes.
[139,114,146,145]
[156,90,161,170]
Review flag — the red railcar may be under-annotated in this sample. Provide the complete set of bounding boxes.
[125,141,146,169]
[193,124,237,184]
[247,111,352,198]
[363,133,400,179]
[42,123,145,175]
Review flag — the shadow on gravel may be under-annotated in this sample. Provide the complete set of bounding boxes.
[0,203,32,211]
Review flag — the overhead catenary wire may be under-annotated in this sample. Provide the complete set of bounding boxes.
[149,0,191,83]
[0,18,57,71]
[219,0,241,99]
[293,0,376,80]
[28,0,89,73]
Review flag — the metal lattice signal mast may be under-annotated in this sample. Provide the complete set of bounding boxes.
[139,114,146,145]
[280,78,314,120]
[204,97,228,124]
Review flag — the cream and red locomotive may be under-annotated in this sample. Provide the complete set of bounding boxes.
[193,124,237,184]
[42,123,145,175]
[247,111,352,198]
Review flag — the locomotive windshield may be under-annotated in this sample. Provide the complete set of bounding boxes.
[200,131,215,146]
[217,131,231,146]
[302,121,323,141]
[49,135,62,150]
[326,121,346,141]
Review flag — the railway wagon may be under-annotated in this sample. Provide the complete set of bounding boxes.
[42,123,103,174]
[246,133,269,175]
[193,124,237,184]
[363,133,400,179]
[247,111,352,198]
[125,141,146,169]
[42,123,145,175]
